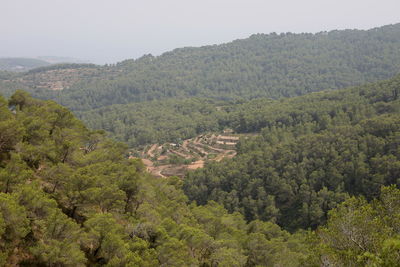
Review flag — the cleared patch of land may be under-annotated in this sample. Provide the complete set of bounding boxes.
[6,65,123,92]
[131,132,247,178]
[17,68,100,91]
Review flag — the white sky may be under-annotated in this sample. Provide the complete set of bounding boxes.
[1,0,399,64]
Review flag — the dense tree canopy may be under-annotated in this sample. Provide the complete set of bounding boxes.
[0,23,400,266]
[0,28,399,102]
[183,74,400,230]
[0,91,313,266]
[1,24,400,146]
[310,185,400,266]
[46,23,400,111]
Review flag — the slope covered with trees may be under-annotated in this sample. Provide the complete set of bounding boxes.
[1,23,400,265]
[0,91,315,266]
[183,74,400,231]
[47,23,400,111]
[1,24,400,147]
[1,90,400,266]
[305,185,400,266]
[79,98,234,146]
[1,24,400,112]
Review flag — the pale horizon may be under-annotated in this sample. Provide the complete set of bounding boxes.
[1,0,399,64]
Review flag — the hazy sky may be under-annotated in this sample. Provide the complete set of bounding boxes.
[1,0,399,64]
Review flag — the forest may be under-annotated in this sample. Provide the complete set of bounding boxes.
[183,74,400,230]
[0,24,400,112]
[41,23,400,112]
[1,24,400,147]
[0,91,312,266]
[1,91,399,266]
[0,23,400,266]
[29,24,400,145]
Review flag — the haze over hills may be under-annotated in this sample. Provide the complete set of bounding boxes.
[37,56,91,64]
[0,56,91,72]
[0,57,50,72]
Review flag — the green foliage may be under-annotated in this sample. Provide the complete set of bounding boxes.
[184,75,400,230]
[37,24,400,111]
[0,95,24,157]
[313,186,400,267]
[1,24,399,265]
[26,63,97,74]
[0,91,311,266]
[0,153,32,193]
[0,193,30,248]
[79,97,229,146]
[2,24,400,146]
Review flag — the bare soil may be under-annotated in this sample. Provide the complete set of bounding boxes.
[137,132,247,178]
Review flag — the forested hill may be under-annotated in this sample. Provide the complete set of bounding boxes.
[79,73,400,147]
[183,73,400,231]
[0,91,317,266]
[1,90,400,266]
[1,23,400,112]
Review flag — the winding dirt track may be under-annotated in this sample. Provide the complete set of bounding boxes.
[187,160,204,170]
[152,165,169,178]
[139,134,241,178]
[146,144,158,158]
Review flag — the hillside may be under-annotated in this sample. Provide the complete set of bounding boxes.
[1,24,400,114]
[1,89,399,266]
[0,58,50,72]
[0,91,317,266]
[79,97,234,146]
[183,74,400,231]
[1,28,400,265]
[0,63,113,97]
[133,132,240,178]
[37,56,90,64]
[0,24,399,149]
[52,23,400,111]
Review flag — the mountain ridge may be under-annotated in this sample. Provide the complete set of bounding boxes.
[1,23,400,112]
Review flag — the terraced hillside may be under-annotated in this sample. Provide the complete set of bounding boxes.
[131,132,243,177]
[19,67,99,91]
[0,63,123,98]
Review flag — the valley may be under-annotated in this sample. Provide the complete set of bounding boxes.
[0,21,400,266]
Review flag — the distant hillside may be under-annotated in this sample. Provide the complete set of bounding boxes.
[0,63,103,95]
[37,56,90,64]
[4,23,398,112]
[1,23,400,147]
[0,58,50,71]
[0,57,91,72]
